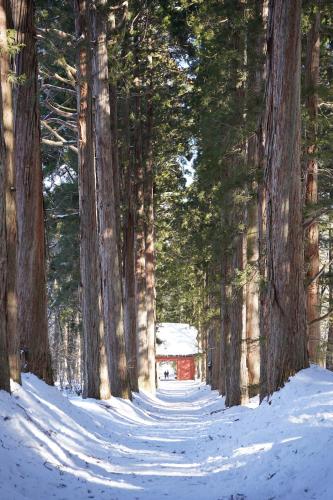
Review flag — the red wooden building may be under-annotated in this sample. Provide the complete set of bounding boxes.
[156,323,200,381]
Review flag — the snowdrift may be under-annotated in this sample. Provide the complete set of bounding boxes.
[0,367,333,499]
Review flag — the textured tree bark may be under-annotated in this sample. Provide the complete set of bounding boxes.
[208,286,221,391]
[257,2,269,402]
[227,228,249,407]
[10,0,52,384]
[245,0,267,398]
[261,0,308,398]
[0,158,10,392]
[211,324,221,390]
[225,1,249,407]
[199,325,207,383]
[240,230,249,404]
[246,196,260,397]
[92,0,130,399]
[221,250,232,402]
[326,230,333,371]
[305,9,322,365]
[109,83,122,271]
[0,1,20,384]
[134,75,150,392]
[74,0,110,399]
[122,93,138,392]
[219,249,227,397]
[258,166,268,399]
[206,327,213,387]
[144,80,156,393]
[0,11,10,391]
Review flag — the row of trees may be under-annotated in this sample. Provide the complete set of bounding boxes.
[1,0,190,399]
[157,0,333,405]
[40,0,191,397]
[1,0,333,407]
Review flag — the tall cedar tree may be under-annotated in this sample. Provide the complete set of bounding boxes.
[74,0,111,399]
[122,90,139,391]
[0,0,20,384]
[0,0,11,392]
[134,64,150,392]
[144,62,156,394]
[261,0,308,398]
[305,7,321,365]
[245,0,267,398]
[91,0,130,399]
[11,0,52,384]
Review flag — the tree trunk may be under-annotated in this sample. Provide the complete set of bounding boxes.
[305,8,322,365]
[0,6,10,391]
[258,166,268,399]
[221,250,232,401]
[211,323,221,390]
[257,1,269,402]
[134,74,149,392]
[0,0,20,384]
[199,325,207,383]
[245,0,267,398]
[227,228,249,407]
[208,286,221,390]
[92,0,130,399]
[246,196,260,397]
[144,79,156,393]
[0,154,10,392]
[219,254,227,397]
[109,83,122,270]
[10,0,52,384]
[212,319,221,390]
[224,2,249,407]
[261,0,308,398]
[122,93,138,391]
[74,0,110,399]
[326,229,333,370]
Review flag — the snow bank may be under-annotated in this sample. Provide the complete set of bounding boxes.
[0,367,332,499]
[156,322,199,356]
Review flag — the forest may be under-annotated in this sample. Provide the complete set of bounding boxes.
[1,1,333,499]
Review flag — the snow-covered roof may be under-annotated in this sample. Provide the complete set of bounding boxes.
[156,323,199,356]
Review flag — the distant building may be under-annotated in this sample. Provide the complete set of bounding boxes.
[156,323,200,381]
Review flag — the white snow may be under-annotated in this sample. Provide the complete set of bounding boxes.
[156,323,199,356]
[0,366,333,499]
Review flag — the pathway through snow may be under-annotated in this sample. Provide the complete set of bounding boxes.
[0,367,333,499]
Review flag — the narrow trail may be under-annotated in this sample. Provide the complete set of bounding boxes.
[1,369,333,500]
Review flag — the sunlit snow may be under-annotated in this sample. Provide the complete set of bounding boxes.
[0,367,333,499]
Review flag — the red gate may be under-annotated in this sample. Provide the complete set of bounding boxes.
[177,357,195,380]
[156,356,195,380]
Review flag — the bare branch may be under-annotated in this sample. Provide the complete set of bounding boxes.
[42,83,76,95]
[44,100,77,119]
[56,59,77,81]
[318,101,333,110]
[308,309,333,326]
[45,117,77,132]
[54,73,75,87]
[40,68,75,87]
[42,138,78,155]
[42,120,78,154]
[307,257,333,287]
[49,212,79,220]
[37,28,74,40]
[303,207,332,231]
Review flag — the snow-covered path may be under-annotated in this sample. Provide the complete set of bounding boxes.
[1,367,333,500]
